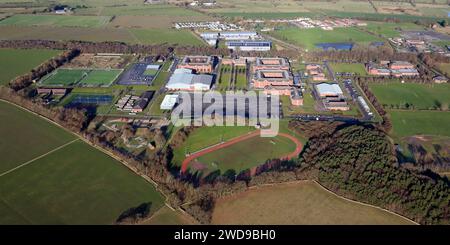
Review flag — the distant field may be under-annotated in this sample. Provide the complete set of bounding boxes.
[195,135,297,173]
[0,14,111,28]
[364,21,425,38]
[271,27,382,50]
[369,83,450,110]
[130,28,203,46]
[212,181,415,225]
[79,4,206,17]
[0,48,60,85]
[0,101,165,224]
[329,63,367,75]
[389,110,450,138]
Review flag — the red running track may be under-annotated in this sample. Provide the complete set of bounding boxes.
[181,130,303,173]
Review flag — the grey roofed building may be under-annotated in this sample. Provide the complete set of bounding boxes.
[166,68,213,91]
[314,83,344,98]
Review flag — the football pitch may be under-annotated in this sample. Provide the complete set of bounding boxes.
[0,101,165,224]
[39,68,122,87]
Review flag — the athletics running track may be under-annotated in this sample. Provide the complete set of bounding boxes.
[181,130,303,173]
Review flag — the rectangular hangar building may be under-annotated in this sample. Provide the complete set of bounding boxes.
[166,68,213,91]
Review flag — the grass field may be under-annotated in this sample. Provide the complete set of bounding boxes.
[78,69,122,87]
[141,206,196,225]
[0,14,111,28]
[195,135,297,173]
[218,65,232,90]
[172,126,255,166]
[0,101,165,224]
[0,48,60,85]
[0,101,75,173]
[329,63,367,75]
[40,68,121,87]
[437,63,450,76]
[234,67,247,90]
[272,27,382,50]
[363,21,425,38]
[130,28,204,46]
[389,110,450,138]
[369,83,450,110]
[212,181,415,225]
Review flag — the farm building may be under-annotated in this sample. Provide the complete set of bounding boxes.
[166,68,213,91]
[226,40,272,52]
[177,56,214,73]
[160,94,179,110]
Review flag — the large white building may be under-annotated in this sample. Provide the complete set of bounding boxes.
[160,94,179,110]
[314,83,344,98]
[226,40,272,51]
[165,68,213,91]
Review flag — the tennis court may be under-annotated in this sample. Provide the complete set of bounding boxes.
[67,94,113,106]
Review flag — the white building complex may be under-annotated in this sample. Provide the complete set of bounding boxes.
[165,68,213,91]
[226,40,272,51]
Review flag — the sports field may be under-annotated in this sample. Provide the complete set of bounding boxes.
[363,21,424,38]
[0,101,165,224]
[272,27,382,50]
[389,110,450,138]
[0,48,60,85]
[211,181,415,225]
[40,68,121,87]
[195,134,298,173]
[369,83,450,110]
[0,14,111,28]
[329,63,367,75]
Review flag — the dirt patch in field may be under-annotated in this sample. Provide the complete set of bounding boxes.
[108,15,215,29]
[64,53,131,69]
[379,7,421,16]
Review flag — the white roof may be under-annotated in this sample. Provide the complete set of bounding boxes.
[315,83,343,95]
[166,69,212,90]
[146,64,161,70]
[160,94,179,110]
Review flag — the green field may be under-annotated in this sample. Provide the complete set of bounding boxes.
[0,101,165,224]
[364,21,425,38]
[40,68,121,87]
[234,67,247,90]
[272,27,382,50]
[369,83,450,110]
[39,69,87,86]
[0,48,60,85]
[0,101,75,173]
[172,126,255,165]
[130,28,203,46]
[212,181,415,225]
[218,65,232,91]
[78,4,206,17]
[142,206,196,225]
[78,69,122,87]
[0,14,111,28]
[329,63,367,75]
[195,135,297,173]
[389,110,450,138]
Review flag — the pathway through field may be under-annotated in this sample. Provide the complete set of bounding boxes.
[181,131,303,173]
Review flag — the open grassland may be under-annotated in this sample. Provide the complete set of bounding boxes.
[0,141,165,224]
[212,181,415,225]
[363,21,425,38]
[271,27,382,50]
[369,83,450,110]
[141,206,196,225]
[0,101,165,224]
[195,135,297,173]
[329,63,367,75]
[130,28,203,46]
[0,48,60,85]
[77,4,206,17]
[0,101,75,173]
[109,15,214,29]
[0,14,111,28]
[0,25,136,43]
[389,110,450,138]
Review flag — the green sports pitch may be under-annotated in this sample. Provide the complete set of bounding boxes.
[39,68,122,87]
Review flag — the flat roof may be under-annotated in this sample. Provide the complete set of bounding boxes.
[315,83,344,95]
[160,94,179,109]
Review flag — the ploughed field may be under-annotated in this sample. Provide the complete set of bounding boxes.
[0,101,164,224]
[212,181,415,225]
